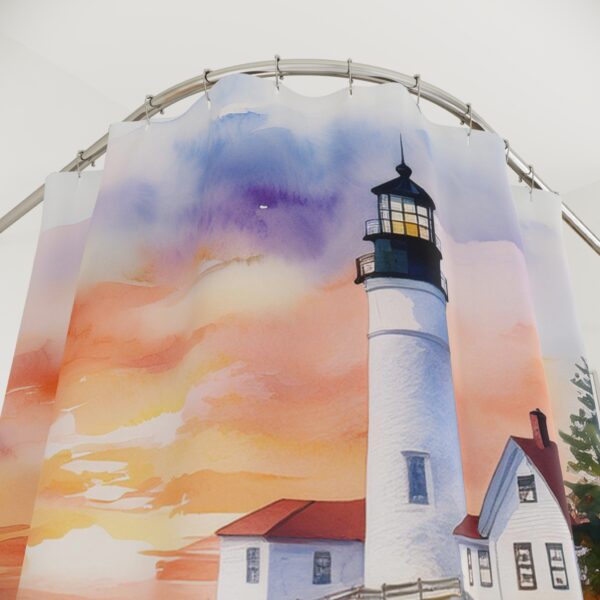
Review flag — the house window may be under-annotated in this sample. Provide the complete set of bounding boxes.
[466,548,474,586]
[406,453,429,504]
[246,547,260,584]
[517,474,537,503]
[313,551,331,585]
[546,543,569,590]
[514,543,537,590]
[478,549,493,587]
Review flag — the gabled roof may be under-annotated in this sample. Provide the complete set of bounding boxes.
[510,436,570,525]
[453,514,484,540]
[216,498,365,542]
[455,433,570,541]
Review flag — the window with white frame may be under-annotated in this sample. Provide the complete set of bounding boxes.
[514,542,537,590]
[246,547,260,584]
[466,548,474,587]
[517,474,537,503]
[313,551,331,585]
[478,549,493,587]
[546,543,569,590]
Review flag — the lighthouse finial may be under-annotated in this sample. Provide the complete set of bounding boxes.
[395,134,412,177]
[400,134,405,165]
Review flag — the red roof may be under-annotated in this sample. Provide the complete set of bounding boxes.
[453,514,484,539]
[511,436,570,526]
[216,498,365,542]
[453,435,571,541]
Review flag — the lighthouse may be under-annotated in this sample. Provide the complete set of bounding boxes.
[355,140,466,588]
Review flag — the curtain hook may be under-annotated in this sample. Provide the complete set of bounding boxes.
[464,103,473,144]
[203,69,212,106]
[413,74,422,108]
[347,58,353,96]
[144,95,154,125]
[504,138,510,164]
[274,54,282,92]
[146,94,164,116]
[76,150,85,179]
[528,164,535,199]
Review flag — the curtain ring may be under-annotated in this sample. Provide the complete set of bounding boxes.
[413,74,421,108]
[76,150,85,178]
[144,95,154,125]
[146,94,164,115]
[203,69,212,105]
[528,164,535,198]
[463,103,473,144]
[274,54,282,91]
[347,58,353,96]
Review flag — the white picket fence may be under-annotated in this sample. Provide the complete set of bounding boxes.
[312,576,464,600]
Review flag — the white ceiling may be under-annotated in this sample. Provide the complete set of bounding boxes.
[0,0,598,398]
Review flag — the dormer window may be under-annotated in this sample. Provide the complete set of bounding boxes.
[517,474,537,503]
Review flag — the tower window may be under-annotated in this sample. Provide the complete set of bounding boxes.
[514,543,537,590]
[313,551,331,585]
[517,474,537,503]
[546,543,569,590]
[246,547,260,584]
[478,549,493,587]
[405,453,429,505]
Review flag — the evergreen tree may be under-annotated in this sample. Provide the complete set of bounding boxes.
[559,357,600,594]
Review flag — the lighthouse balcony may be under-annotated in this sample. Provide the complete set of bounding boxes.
[355,252,376,281]
[440,273,448,297]
[355,251,449,299]
[364,219,442,251]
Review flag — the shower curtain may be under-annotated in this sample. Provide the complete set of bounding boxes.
[0,73,596,600]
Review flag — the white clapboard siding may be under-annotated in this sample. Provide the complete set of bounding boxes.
[491,452,582,599]
[217,537,364,600]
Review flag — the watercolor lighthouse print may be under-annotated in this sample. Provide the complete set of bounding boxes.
[215,141,467,599]
[355,138,466,587]
[214,140,582,600]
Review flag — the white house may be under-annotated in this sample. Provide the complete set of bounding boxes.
[216,498,364,600]
[454,409,582,600]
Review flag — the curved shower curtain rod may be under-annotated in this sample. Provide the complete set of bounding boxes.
[1,57,598,254]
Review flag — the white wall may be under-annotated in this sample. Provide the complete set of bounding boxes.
[364,278,465,586]
[216,536,363,600]
[217,537,271,600]
[0,0,599,404]
[491,453,582,599]
[268,539,364,600]
[457,541,500,600]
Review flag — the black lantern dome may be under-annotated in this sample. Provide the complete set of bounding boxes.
[355,138,447,298]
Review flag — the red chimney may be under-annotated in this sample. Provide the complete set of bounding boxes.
[530,409,551,449]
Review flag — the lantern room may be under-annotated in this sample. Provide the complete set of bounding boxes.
[355,139,447,298]
[370,193,434,241]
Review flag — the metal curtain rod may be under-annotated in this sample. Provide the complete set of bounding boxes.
[1,57,598,254]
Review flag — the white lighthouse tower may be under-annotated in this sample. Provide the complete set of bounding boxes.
[355,141,466,588]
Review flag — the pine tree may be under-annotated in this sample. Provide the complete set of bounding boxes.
[559,357,600,594]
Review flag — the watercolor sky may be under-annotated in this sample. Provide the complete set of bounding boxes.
[0,74,565,596]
